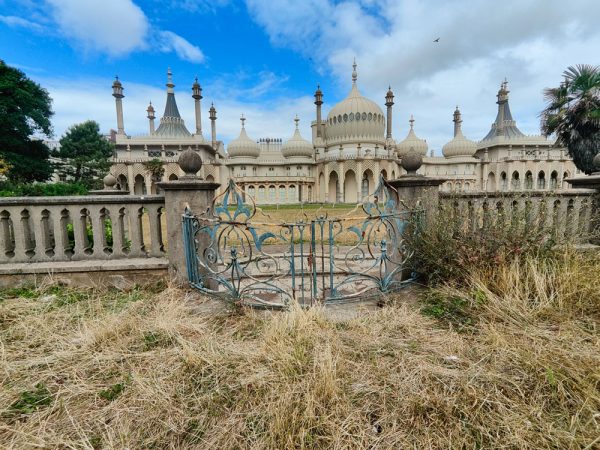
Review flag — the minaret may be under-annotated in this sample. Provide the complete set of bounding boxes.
[495,80,508,135]
[112,76,125,135]
[352,58,357,85]
[385,86,394,140]
[192,77,203,136]
[146,101,155,134]
[453,106,462,137]
[314,85,323,138]
[209,103,217,149]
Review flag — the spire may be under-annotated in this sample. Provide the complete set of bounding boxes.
[166,67,175,93]
[482,79,525,141]
[155,68,191,137]
[409,114,415,130]
[352,58,357,84]
[240,114,246,128]
[294,115,300,129]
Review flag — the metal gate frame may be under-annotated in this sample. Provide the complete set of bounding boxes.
[183,175,420,308]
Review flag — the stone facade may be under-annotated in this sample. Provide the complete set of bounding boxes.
[109,65,581,204]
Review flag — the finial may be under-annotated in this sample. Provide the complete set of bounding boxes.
[166,67,174,93]
[240,114,246,128]
[352,58,357,84]
[409,114,415,129]
[294,115,299,128]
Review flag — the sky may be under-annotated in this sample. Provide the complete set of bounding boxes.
[1,0,600,154]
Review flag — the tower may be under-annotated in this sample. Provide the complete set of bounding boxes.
[192,77,203,136]
[453,106,462,137]
[385,86,394,140]
[112,76,125,135]
[314,85,323,139]
[209,103,217,149]
[146,101,155,134]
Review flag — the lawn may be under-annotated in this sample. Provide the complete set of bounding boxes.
[0,249,598,449]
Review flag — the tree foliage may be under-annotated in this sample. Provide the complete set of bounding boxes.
[56,120,114,189]
[0,60,54,182]
[541,64,600,174]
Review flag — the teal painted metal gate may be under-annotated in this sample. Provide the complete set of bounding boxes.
[183,176,419,308]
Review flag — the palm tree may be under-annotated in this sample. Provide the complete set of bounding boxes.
[541,64,600,174]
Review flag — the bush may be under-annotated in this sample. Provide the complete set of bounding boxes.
[0,181,88,197]
[406,201,560,286]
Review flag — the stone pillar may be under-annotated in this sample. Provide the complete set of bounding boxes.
[127,164,135,194]
[157,146,220,283]
[388,151,445,232]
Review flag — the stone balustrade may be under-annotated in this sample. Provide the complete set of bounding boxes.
[439,189,598,242]
[0,195,166,264]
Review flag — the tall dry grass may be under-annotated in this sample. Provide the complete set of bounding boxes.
[0,249,599,449]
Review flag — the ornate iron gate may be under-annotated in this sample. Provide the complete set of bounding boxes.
[183,176,419,308]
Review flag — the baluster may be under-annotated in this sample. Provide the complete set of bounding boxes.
[72,208,91,259]
[108,205,126,258]
[51,208,71,261]
[7,207,29,262]
[90,206,109,259]
[147,204,164,257]
[30,207,47,261]
[127,206,146,257]
[565,199,576,241]
[0,209,13,262]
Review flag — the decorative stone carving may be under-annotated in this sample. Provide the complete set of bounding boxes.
[178,147,202,178]
[401,149,423,175]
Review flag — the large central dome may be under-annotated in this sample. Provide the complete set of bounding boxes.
[325,62,386,146]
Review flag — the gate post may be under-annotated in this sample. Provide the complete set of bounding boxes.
[158,147,220,283]
[388,152,445,280]
[388,151,445,226]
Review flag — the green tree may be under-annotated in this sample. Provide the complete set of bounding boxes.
[0,60,54,182]
[56,120,114,189]
[541,64,600,174]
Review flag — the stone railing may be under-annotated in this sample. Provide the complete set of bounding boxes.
[438,189,598,242]
[0,195,166,264]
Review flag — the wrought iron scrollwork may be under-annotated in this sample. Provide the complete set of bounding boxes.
[183,175,418,308]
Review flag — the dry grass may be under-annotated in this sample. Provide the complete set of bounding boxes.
[1,250,599,449]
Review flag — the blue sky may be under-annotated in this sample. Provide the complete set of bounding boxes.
[1,0,600,152]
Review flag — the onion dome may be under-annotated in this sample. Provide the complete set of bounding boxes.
[227,115,260,158]
[396,115,428,156]
[282,117,314,158]
[325,60,386,145]
[442,107,477,158]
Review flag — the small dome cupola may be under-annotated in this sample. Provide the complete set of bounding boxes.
[396,115,428,156]
[281,116,314,158]
[325,60,386,146]
[227,115,261,158]
[442,106,477,158]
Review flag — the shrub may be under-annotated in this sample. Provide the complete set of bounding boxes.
[406,200,561,286]
[0,181,88,197]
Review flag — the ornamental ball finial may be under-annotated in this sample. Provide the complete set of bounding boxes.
[178,147,202,178]
[103,173,117,189]
[401,149,423,175]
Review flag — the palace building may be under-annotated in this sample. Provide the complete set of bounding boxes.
[110,63,579,203]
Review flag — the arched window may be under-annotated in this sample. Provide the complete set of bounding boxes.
[289,185,296,201]
[361,177,369,198]
[269,185,276,203]
[500,172,508,191]
[550,171,558,189]
[525,171,533,190]
[258,186,265,203]
[511,171,520,190]
[248,185,255,201]
[279,185,286,203]
[537,171,546,189]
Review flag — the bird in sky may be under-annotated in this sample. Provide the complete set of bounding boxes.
[433,37,440,42]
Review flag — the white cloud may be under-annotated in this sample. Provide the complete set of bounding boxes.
[157,31,204,63]
[0,15,45,31]
[46,0,149,56]
[244,0,600,151]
